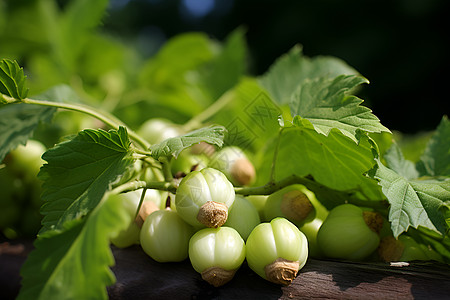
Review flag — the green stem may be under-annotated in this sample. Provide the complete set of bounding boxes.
[134,188,148,220]
[182,90,234,132]
[235,174,390,210]
[21,97,150,150]
[111,180,148,195]
[111,179,178,195]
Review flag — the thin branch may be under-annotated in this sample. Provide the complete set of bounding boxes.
[182,90,234,132]
[21,97,151,150]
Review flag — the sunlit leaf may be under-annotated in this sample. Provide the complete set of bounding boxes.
[0,59,28,101]
[290,75,390,141]
[259,45,358,105]
[39,126,134,232]
[150,125,226,159]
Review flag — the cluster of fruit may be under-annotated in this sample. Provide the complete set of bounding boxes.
[110,151,309,286]
[109,119,444,287]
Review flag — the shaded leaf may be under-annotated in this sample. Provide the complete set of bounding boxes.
[255,116,385,209]
[57,0,110,70]
[374,158,450,237]
[384,142,419,180]
[39,126,134,232]
[417,116,450,177]
[17,192,131,300]
[200,27,248,100]
[0,103,55,162]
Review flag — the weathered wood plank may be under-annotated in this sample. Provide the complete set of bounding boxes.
[108,245,450,300]
[1,240,450,300]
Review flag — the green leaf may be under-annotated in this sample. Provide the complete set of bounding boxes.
[17,192,131,300]
[0,59,28,101]
[200,27,248,100]
[258,45,358,105]
[150,125,226,160]
[139,32,215,89]
[384,142,419,180]
[290,75,390,141]
[0,103,55,162]
[256,116,385,208]
[56,0,110,70]
[209,78,284,152]
[374,158,450,238]
[39,126,134,232]
[417,116,450,177]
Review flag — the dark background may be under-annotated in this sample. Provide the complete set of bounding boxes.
[104,0,449,134]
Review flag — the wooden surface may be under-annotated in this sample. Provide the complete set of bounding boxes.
[2,240,450,300]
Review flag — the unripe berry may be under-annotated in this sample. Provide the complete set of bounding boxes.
[264,185,316,227]
[140,209,194,262]
[189,227,245,287]
[223,195,260,240]
[317,204,383,261]
[175,168,235,228]
[209,146,255,186]
[246,217,309,285]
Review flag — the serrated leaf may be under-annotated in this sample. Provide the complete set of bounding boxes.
[384,142,419,180]
[255,116,385,208]
[39,126,134,232]
[0,59,28,101]
[150,125,226,160]
[417,116,450,177]
[258,45,358,104]
[374,158,450,238]
[17,192,131,300]
[290,75,390,141]
[0,103,55,162]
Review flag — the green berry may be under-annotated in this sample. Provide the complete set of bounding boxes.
[189,227,245,287]
[317,204,383,261]
[246,217,309,285]
[209,146,255,186]
[264,185,316,227]
[223,195,260,240]
[140,209,194,262]
[175,167,235,228]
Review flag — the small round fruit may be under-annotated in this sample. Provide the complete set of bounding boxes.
[140,209,194,262]
[6,140,46,181]
[189,227,245,287]
[110,190,159,248]
[109,191,141,248]
[223,195,260,240]
[264,185,316,227]
[137,118,181,144]
[171,147,208,176]
[246,217,309,285]
[378,235,444,263]
[175,168,235,228]
[299,218,324,258]
[209,146,255,186]
[317,204,383,261]
[246,195,268,220]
